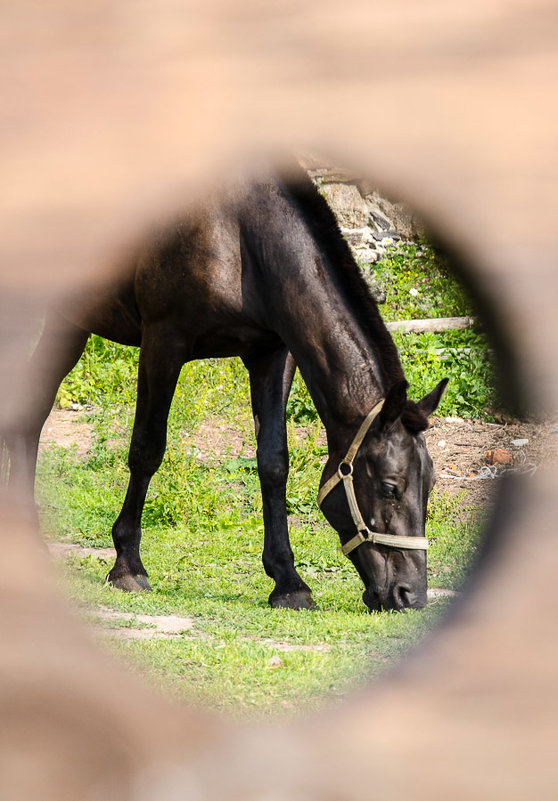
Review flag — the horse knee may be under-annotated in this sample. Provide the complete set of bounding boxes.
[128,435,166,477]
[257,450,288,488]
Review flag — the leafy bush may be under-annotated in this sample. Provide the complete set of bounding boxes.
[379,242,495,418]
[286,371,319,424]
[394,329,495,419]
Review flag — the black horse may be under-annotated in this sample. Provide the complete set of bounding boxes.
[7,164,447,611]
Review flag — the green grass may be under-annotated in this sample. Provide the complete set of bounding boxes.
[59,546,447,717]
[38,402,479,718]
[40,435,474,717]
[373,242,496,418]
[37,240,491,718]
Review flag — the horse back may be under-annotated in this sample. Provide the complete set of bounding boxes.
[60,198,276,357]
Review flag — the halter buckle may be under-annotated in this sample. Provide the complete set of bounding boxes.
[337,461,353,480]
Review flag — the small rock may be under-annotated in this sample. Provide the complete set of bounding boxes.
[510,438,529,447]
[487,448,512,466]
[368,210,392,235]
[355,247,379,266]
[341,226,369,247]
[320,183,370,228]
[268,655,284,669]
[437,440,446,448]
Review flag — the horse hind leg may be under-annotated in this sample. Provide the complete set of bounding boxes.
[5,316,89,498]
[244,347,316,610]
[107,326,187,592]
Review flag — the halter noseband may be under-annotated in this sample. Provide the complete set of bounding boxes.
[317,399,429,557]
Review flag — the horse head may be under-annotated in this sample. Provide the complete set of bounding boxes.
[319,378,448,611]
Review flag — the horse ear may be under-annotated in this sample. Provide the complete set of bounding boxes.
[378,380,408,431]
[416,378,449,417]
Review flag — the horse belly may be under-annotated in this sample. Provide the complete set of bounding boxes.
[62,280,143,347]
[191,325,282,359]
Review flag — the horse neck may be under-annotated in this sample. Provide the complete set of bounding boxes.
[244,183,401,452]
[283,282,386,450]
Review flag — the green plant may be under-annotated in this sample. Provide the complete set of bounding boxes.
[56,336,139,408]
[372,243,495,419]
[374,242,471,321]
[394,329,495,418]
[286,370,319,424]
[426,490,485,588]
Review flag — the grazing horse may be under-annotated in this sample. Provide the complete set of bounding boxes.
[6,164,447,611]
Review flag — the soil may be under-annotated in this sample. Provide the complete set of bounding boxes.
[425,415,558,509]
[39,408,94,457]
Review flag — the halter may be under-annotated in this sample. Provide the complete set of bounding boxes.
[317,399,429,556]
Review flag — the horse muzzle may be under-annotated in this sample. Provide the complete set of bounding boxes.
[362,583,428,612]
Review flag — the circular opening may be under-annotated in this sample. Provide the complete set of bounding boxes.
[4,155,537,720]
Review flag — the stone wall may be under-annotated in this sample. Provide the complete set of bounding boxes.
[299,156,424,302]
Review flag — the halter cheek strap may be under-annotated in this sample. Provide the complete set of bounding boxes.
[317,399,429,556]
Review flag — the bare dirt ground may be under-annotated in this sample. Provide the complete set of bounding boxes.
[41,407,558,638]
[425,415,558,508]
[39,408,94,457]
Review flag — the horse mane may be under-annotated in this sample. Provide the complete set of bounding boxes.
[279,164,428,433]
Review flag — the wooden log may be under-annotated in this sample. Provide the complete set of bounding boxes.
[386,316,477,334]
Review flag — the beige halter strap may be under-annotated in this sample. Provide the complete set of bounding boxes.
[317,399,429,556]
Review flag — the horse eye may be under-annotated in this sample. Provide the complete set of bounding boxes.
[380,481,398,498]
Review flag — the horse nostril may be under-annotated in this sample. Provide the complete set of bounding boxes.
[393,584,413,610]
[395,584,428,610]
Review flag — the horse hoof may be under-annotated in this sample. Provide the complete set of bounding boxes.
[270,590,316,610]
[108,573,152,592]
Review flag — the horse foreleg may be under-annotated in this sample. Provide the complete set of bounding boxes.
[107,326,186,592]
[244,347,315,610]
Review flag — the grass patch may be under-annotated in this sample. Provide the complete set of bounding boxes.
[57,542,451,718]
[39,403,477,717]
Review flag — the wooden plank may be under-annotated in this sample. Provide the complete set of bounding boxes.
[386,316,477,334]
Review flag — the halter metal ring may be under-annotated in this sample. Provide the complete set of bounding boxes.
[337,461,353,480]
